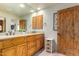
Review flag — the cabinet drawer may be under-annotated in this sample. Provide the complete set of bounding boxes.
[35,34,44,39]
[14,36,25,45]
[27,36,35,42]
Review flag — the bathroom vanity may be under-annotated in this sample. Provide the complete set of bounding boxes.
[0,33,44,56]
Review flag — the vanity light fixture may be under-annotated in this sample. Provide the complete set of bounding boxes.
[20,4,25,8]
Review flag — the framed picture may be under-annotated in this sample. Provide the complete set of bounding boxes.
[53,13,57,31]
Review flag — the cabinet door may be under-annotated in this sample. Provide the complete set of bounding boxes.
[32,17,36,29]
[27,46,36,56]
[36,35,44,51]
[2,46,16,56]
[27,41,36,56]
[16,43,27,56]
[40,36,44,49]
[37,15,43,29]
[27,36,36,56]
[36,39,41,51]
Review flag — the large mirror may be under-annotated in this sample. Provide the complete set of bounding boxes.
[0,17,6,32]
[19,19,26,32]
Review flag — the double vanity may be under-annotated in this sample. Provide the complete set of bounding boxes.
[0,33,44,56]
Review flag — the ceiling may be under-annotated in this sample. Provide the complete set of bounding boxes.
[0,3,54,16]
[0,3,78,17]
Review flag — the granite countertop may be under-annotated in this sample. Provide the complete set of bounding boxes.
[0,32,44,40]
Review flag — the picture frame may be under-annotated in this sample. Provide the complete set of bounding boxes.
[53,13,57,31]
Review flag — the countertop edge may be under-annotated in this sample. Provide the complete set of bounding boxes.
[0,32,44,40]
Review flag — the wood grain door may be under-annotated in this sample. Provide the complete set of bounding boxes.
[57,11,67,53]
[57,7,74,55]
[74,6,79,55]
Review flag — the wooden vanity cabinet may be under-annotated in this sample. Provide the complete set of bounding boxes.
[0,34,44,56]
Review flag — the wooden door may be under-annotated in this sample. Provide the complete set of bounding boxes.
[57,7,74,55]
[57,11,67,54]
[2,46,16,56]
[16,43,27,56]
[37,15,43,29]
[74,6,79,55]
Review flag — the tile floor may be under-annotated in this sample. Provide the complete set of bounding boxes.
[38,51,65,56]
[35,50,65,56]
